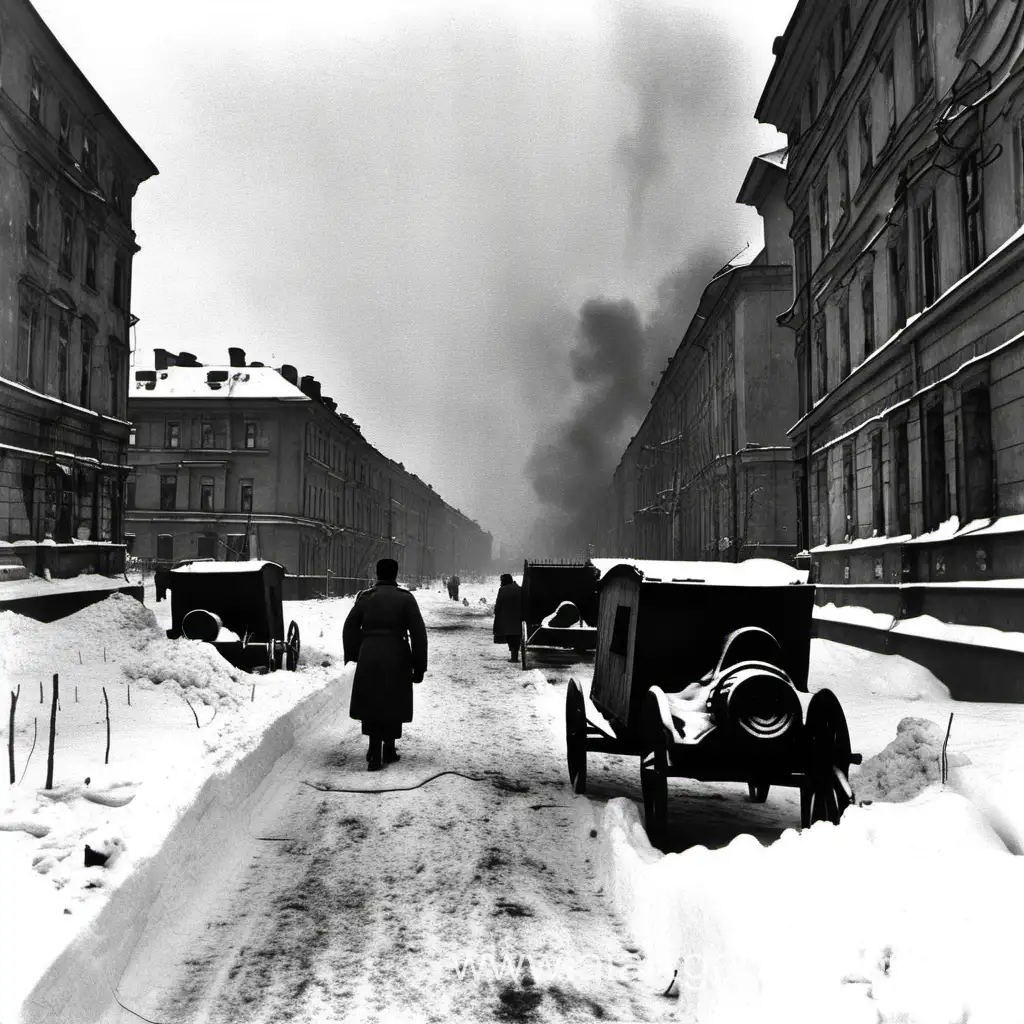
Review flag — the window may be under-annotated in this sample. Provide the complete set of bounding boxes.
[197,534,217,559]
[200,476,214,513]
[858,94,873,175]
[84,232,97,289]
[57,316,69,401]
[861,273,876,357]
[883,56,896,139]
[58,104,70,150]
[226,534,246,560]
[816,458,830,545]
[29,72,41,122]
[817,183,830,256]
[159,475,177,512]
[889,223,908,332]
[838,294,851,379]
[17,285,40,384]
[918,192,939,307]
[240,479,253,513]
[837,137,850,218]
[814,313,828,398]
[962,386,993,520]
[80,326,93,407]
[129,425,136,446]
[923,401,947,531]
[166,421,181,448]
[609,606,631,656]
[124,533,136,555]
[112,256,125,309]
[840,4,852,60]
[111,176,123,214]
[108,339,121,415]
[843,445,856,540]
[961,150,984,272]
[244,421,257,449]
[81,133,97,180]
[125,479,136,509]
[871,433,885,534]
[910,0,932,102]
[201,421,215,448]
[59,210,73,275]
[27,187,41,249]
[156,534,173,562]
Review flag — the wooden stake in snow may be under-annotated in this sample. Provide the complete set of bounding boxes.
[251,684,255,703]
[45,674,58,790]
[39,680,43,704]
[78,650,83,665]
[941,712,954,784]
[102,686,111,765]
[8,685,20,785]
[127,683,131,707]
[75,686,78,703]
[183,695,200,729]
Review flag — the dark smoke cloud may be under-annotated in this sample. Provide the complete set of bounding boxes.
[525,250,728,553]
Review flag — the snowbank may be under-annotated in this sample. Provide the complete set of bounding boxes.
[0,589,352,1022]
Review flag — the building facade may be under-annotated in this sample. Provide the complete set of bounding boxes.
[0,0,157,581]
[757,0,1024,587]
[126,349,491,589]
[593,151,797,563]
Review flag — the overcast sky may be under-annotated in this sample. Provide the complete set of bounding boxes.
[33,0,797,555]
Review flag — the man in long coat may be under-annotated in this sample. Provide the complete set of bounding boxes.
[492,573,523,663]
[343,558,427,771]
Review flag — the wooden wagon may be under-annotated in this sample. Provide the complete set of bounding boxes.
[519,560,601,670]
[165,560,301,673]
[564,559,860,845]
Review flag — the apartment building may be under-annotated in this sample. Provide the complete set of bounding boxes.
[0,0,157,584]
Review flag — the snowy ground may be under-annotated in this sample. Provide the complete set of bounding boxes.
[2,576,1023,1023]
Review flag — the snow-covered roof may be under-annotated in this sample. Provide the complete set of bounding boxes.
[756,147,788,170]
[131,366,311,402]
[590,558,808,586]
[170,560,285,575]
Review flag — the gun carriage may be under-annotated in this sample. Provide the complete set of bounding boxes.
[565,560,860,846]
[164,560,301,673]
[519,560,600,669]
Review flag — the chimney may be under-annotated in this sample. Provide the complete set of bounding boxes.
[322,396,337,412]
[154,349,169,370]
[249,361,264,368]
[300,375,322,400]
[278,364,298,386]
[176,351,200,367]
[228,347,246,367]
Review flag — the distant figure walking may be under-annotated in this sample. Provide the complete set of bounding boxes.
[343,558,428,771]
[449,574,460,601]
[492,573,523,663]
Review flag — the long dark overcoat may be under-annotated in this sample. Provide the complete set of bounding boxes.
[492,580,523,642]
[343,582,428,724]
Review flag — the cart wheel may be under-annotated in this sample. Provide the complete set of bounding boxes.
[640,689,670,848]
[565,678,588,794]
[285,621,301,671]
[802,689,854,827]
[520,622,528,670]
[748,781,770,803]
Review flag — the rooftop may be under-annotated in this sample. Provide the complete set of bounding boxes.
[129,366,311,402]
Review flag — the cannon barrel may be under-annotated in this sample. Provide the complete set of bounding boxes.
[709,663,802,742]
[181,609,223,642]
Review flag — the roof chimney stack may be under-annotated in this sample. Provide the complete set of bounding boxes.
[300,375,322,400]
[278,364,298,386]
[176,351,200,367]
[154,348,170,370]
[228,347,246,367]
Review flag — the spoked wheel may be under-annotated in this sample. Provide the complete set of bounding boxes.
[565,678,588,794]
[640,689,671,848]
[285,621,301,671]
[747,781,770,803]
[801,688,854,827]
[520,622,528,670]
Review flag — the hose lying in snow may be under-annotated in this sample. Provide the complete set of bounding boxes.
[304,770,490,794]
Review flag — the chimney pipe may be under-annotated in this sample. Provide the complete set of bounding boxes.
[228,347,246,367]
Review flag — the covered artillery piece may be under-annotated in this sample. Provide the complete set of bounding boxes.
[564,559,861,846]
[165,560,301,672]
[519,560,600,669]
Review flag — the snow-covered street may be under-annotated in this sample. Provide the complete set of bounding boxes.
[5,579,1024,1023]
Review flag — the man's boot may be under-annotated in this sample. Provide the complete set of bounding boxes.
[383,738,400,764]
[367,738,383,772]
